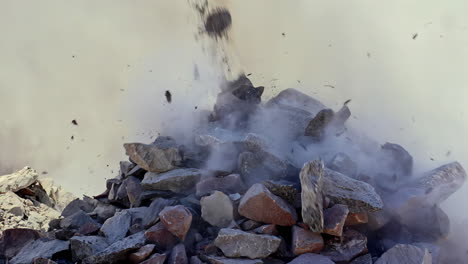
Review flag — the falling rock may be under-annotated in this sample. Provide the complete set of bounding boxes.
[196,174,246,197]
[328,152,358,178]
[238,183,297,226]
[0,167,38,194]
[142,168,201,194]
[375,244,432,264]
[323,168,383,213]
[84,232,146,264]
[10,239,69,264]
[214,228,281,259]
[263,180,299,205]
[345,212,368,226]
[291,225,324,255]
[322,229,368,263]
[128,244,155,264]
[0,228,40,259]
[266,88,326,117]
[323,204,349,236]
[300,160,324,232]
[140,253,167,264]
[70,236,109,262]
[381,142,413,177]
[350,254,373,264]
[201,191,234,227]
[202,255,263,264]
[124,142,182,173]
[100,210,132,243]
[159,205,193,241]
[60,210,97,231]
[145,222,178,250]
[0,191,25,216]
[287,253,334,264]
[168,243,188,264]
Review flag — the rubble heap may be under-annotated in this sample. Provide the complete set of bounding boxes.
[1,76,466,264]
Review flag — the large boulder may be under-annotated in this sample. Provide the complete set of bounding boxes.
[142,168,201,194]
[201,191,234,227]
[238,184,297,226]
[0,167,38,193]
[0,228,40,259]
[70,236,109,262]
[84,232,146,264]
[10,239,69,264]
[214,228,281,259]
[299,161,325,232]
[375,244,432,264]
[291,225,324,255]
[124,142,182,173]
[100,210,132,243]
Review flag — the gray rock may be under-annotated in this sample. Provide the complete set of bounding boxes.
[351,254,373,264]
[70,236,109,262]
[0,167,38,194]
[214,228,281,259]
[190,256,204,264]
[60,210,96,230]
[300,161,324,232]
[10,239,69,264]
[93,202,117,221]
[238,150,291,186]
[304,109,335,141]
[323,168,383,213]
[84,232,146,264]
[141,253,167,264]
[328,153,358,178]
[375,244,432,264]
[287,253,334,264]
[381,142,413,178]
[196,174,246,197]
[168,243,188,264]
[142,198,178,228]
[323,204,349,237]
[124,142,182,173]
[322,229,367,262]
[201,191,233,227]
[61,198,96,218]
[266,88,326,117]
[202,255,263,264]
[125,176,143,207]
[100,210,132,243]
[142,168,201,193]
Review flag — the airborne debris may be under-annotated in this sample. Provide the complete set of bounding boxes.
[71,119,78,126]
[204,8,232,38]
[165,90,172,103]
[282,32,286,37]
[71,135,74,140]
[324,84,335,89]
[344,99,352,106]
[412,33,418,39]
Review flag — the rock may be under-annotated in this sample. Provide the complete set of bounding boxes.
[345,212,368,226]
[240,220,263,231]
[76,221,101,235]
[375,244,431,264]
[93,202,117,222]
[60,210,96,230]
[287,253,334,264]
[168,243,188,264]
[140,253,167,264]
[266,88,326,117]
[368,211,391,231]
[0,192,25,216]
[299,161,324,232]
[350,254,373,264]
[323,168,383,213]
[328,153,358,178]
[381,143,413,177]
[202,255,263,264]
[196,174,246,197]
[190,256,204,264]
[0,228,40,259]
[143,198,178,228]
[100,210,132,243]
[10,239,69,264]
[0,167,38,194]
[291,226,324,255]
[61,198,96,218]
[70,236,109,262]
[201,191,233,227]
[142,168,201,194]
[145,222,178,250]
[125,176,143,207]
[323,204,349,236]
[413,243,440,264]
[214,228,281,259]
[128,244,155,263]
[38,178,76,212]
[237,150,292,186]
[253,224,279,236]
[322,229,368,262]
[33,258,57,264]
[54,229,76,240]
[84,232,146,264]
[304,109,335,141]
[195,134,223,147]
[263,180,299,205]
[238,183,297,226]
[159,205,192,241]
[119,160,136,177]
[124,142,182,173]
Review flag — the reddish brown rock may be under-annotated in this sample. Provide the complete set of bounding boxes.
[76,222,101,236]
[168,243,188,264]
[1,228,41,259]
[159,205,193,241]
[292,225,324,255]
[140,253,167,264]
[238,183,297,226]
[128,244,156,263]
[345,212,368,226]
[323,204,349,236]
[145,222,178,250]
[253,224,279,236]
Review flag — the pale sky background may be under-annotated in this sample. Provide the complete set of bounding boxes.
[1,0,467,226]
